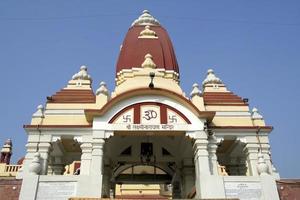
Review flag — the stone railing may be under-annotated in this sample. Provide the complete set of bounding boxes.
[0,163,22,177]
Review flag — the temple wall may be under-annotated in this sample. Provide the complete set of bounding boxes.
[0,179,22,200]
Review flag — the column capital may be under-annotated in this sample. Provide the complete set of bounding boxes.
[25,142,39,154]
[38,142,52,154]
[92,138,105,156]
[244,143,260,154]
[193,138,209,159]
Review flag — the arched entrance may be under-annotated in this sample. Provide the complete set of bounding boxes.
[102,134,194,199]
[87,93,213,198]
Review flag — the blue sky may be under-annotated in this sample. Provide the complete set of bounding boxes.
[0,1,299,178]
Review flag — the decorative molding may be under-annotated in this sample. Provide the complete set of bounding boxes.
[251,107,264,119]
[32,105,44,118]
[202,69,223,86]
[215,111,251,117]
[72,65,92,81]
[96,82,109,96]
[190,83,202,98]
[141,54,156,69]
[138,25,158,39]
[44,109,85,115]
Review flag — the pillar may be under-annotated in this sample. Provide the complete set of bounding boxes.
[193,132,210,198]
[244,143,260,176]
[193,131,225,199]
[182,159,195,198]
[194,137,210,176]
[51,156,65,175]
[89,137,105,197]
[91,138,105,175]
[38,142,51,175]
[80,142,92,175]
[208,135,219,175]
[260,143,272,174]
[102,160,112,198]
[17,141,38,178]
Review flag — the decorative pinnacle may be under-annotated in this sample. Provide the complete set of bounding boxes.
[252,107,263,119]
[190,83,202,98]
[96,81,109,96]
[33,104,44,118]
[142,54,156,69]
[4,139,12,146]
[202,69,223,86]
[131,10,160,26]
[1,139,12,153]
[139,25,158,39]
[72,65,92,81]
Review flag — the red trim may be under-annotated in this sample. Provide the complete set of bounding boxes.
[134,104,140,124]
[164,104,191,124]
[108,102,191,124]
[85,88,215,122]
[205,103,249,106]
[160,104,167,124]
[109,106,133,123]
[47,89,96,104]
[23,124,92,129]
[203,92,247,106]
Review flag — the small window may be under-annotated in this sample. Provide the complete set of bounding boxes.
[162,148,171,156]
[120,146,132,156]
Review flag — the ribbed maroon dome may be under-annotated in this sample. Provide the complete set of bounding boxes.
[116,25,179,76]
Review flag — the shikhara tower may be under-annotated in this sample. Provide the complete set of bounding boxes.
[18,10,280,200]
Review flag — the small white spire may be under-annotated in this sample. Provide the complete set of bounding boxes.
[139,25,158,39]
[132,10,160,26]
[32,104,44,118]
[72,65,92,81]
[142,54,156,68]
[257,150,269,175]
[96,81,109,96]
[1,139,12,153]
[202,69,223,86]
[252,107,263,119]
[190,83,202,98]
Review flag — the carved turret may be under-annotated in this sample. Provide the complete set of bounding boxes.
[190,83,205,111]
[251,107,266,126]
[0,139,12,164]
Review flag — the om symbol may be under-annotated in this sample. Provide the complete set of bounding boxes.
[143,110,157,120]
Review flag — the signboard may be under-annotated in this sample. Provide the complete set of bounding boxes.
[110,123,189,131]
[127,124,175,130]
[36,182,76,200]
[225,182,262,200]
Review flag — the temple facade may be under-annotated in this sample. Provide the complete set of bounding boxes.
[17,10,281,199]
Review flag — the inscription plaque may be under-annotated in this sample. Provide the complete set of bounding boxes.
[225,182,262,200]
[36,182,76,200]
